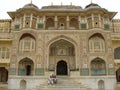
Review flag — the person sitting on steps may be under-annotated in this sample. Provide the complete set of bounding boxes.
[48,74,57,85]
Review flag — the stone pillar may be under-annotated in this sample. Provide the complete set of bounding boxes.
[103,17,105,28]
[36,16,39,29]
[30,14,33,28]
[55,16,58,29]
[66,16,69,29]
[85,16,88,29]
[99,14,101,28]
[43,16,46,29]
[23,14,26,28]
[20,17,22,29]
[92,14,94,28]
[78,16,81,29]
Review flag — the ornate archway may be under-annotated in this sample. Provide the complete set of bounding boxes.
[49,39,75,71]
[57,60,68,75]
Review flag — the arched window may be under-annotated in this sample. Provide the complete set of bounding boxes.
[114,47,120,59]
[91,58,106,75]
[19,36,35,52]
[0,47,10,59]
[69,18,78,29]
[58,17,66,30]
[89,34,105,52]
[46,17,54,29]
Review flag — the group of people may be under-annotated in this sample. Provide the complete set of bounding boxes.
[48,74,57,85]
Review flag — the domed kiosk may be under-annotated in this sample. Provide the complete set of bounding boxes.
[23,2,39,9]
[85,3,101,9]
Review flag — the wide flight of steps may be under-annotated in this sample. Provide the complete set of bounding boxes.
[34,76,92,90]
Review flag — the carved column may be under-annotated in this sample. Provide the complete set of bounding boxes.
[43,16,46,29]
[30,14,33,28]
[99,14,101,28]
[92,14,94,28]
[23,14,26,28]
[66,16,69,29]
[55,16,58,29]
[78,16,81,29]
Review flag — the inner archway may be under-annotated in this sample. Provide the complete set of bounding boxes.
[57,60,68,75]
[0,67,8,82]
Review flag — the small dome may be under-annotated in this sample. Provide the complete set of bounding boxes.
[85,3,101,9]
[23,3,39,9]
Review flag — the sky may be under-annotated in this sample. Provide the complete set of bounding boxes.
[0,0,120,19]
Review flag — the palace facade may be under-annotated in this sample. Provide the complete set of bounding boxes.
[0,2,120,90]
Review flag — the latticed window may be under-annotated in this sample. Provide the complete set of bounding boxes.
[89,36,105,52]
[0,47,10,59]
[19,37,35,52]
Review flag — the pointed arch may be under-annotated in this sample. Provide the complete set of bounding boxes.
[20,33,36,40]
[47,35,77,71]
[89,33,105,52]
[47,35,77,48]
[19,33,36,52]
[18,57,34,76]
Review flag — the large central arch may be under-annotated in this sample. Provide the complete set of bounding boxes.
[47,36,77,73]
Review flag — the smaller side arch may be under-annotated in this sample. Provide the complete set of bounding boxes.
[18,57,34,76]
[91,57,106,75]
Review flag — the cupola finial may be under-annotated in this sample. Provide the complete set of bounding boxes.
[61,2,63,6]
[30,0,32,4]
[70,2,72,6]
[51,2,53,6]
[91,0,92,4]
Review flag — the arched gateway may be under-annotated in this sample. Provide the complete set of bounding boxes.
[57,60,68,75]
[49,39,76,75]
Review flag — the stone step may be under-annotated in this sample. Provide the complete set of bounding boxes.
[33,77,92,90]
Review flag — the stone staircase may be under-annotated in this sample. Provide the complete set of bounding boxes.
[34,76,92,90]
